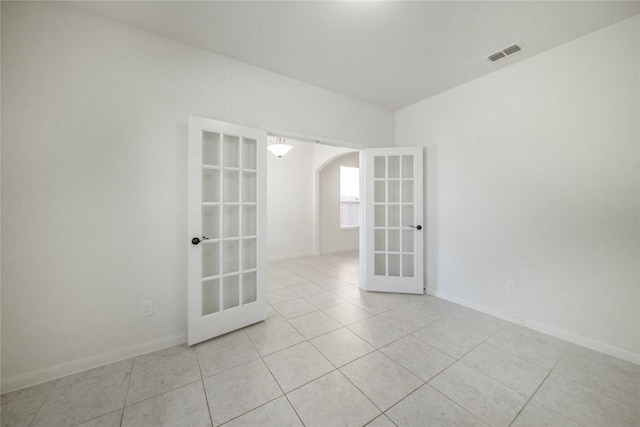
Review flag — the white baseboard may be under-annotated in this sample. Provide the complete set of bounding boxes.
[427,288,640,366]
[1,333,187,393]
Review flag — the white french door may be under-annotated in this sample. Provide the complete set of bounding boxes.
[187,116,267,345]
[362,147,424,294]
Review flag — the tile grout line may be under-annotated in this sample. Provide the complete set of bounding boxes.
[272,259,474,426]
[417,321,524,427]
[121,380,205,414]
[258,350,306,427]
[118,359,136,426]
[386,382,484,427]
[340,352,426,420]
[26,382,57,427]
[234,256,470,424]
[549,369,640,418]
[335,369,393,425]
[24,361,134,427]
[422,364,488,424]
[193,346,215,427]
[549,353,640,415]
[456,336,576,405]
[297,312,419,425]
[217,327,307,426]
[269,254,414,425]
[506,342,575,427]
[347,325,408,350]
[40,366,132,427]
[264,277,389,426]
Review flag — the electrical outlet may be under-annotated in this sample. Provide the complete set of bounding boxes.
[141,300,153,317]
[506,280,517,294]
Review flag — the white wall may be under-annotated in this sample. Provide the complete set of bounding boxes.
[319,152,360,253]
[311,144,357,174]
[267,140,314,259]
[312,143,358,255]
[396,16,640,360]
[0,1,394,390]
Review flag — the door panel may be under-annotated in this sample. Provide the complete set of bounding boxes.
[362,147,424,294]
[188,117,267,345]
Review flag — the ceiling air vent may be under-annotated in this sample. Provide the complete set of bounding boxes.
[503,44,522,55]
[485,42,525,62]
[488,52,506,62]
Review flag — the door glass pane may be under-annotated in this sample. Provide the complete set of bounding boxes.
[203,169,220,203]
[375,254,386,276]
[223,170,239,202]
[223,134,239,168]
[402,230,414,252]
[242,172,257,203]
[223,275,240,309]
[243,206,257,236]
[402,255,414,277]
[203,131,220,166]
[242,138,257,170]
[243,272,257,304]
[374,156,385,179]
[202,242,220,278]
[374,229,386,251]
[388,229,400,252]
[202,206,220,240]
[388,180,399,203]
[402,156,413,178]
[223,206,239,238]
[402,205,414,229]
[402,180,414,203]
[388,156,400,178]
[202,278,220,315]
[374,205,385,227]
[374,181,385,202]
[388,205,400,227]
[242,238,257,270]
[388,254,400,276]
[223,240,239,274]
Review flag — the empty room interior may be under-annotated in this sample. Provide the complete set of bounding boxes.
[1,1,639,426]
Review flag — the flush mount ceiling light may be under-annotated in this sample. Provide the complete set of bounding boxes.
[267,137,293,158]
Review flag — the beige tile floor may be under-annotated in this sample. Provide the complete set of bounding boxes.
[2,250,639,426]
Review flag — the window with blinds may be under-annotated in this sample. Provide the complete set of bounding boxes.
[340,166,360,228]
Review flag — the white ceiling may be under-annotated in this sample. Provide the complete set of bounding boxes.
[67,1,640,110]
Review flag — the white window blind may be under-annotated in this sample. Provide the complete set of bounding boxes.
[340,166,360,228]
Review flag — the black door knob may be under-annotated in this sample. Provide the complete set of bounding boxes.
[191,236,210,245]
[409,225,422,231]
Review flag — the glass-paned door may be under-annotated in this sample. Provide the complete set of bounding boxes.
[188,117,267,345]
[362,147,423,294]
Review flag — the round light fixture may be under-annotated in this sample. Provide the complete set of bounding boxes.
[267,137,293,158]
